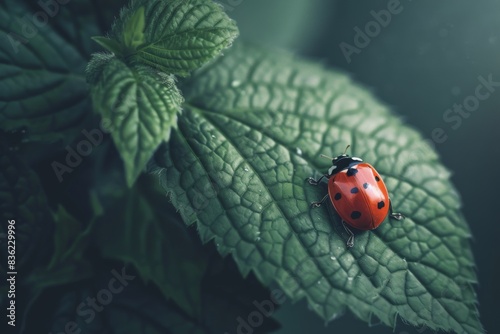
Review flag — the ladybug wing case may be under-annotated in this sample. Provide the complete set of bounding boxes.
[328,163,390,230]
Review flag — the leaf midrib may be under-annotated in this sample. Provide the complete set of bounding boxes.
[176,106,387,313]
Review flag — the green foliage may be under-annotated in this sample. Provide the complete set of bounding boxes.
[29,259,279,334]
[93,176,208,318]
[87,54,183,186]
[24,206,94,292]
[88,0,238,186]
[13,176,279,334]
[92,36,124,55]
[108,0,239,75]
[0,0,483,333]
[0,1,92,146]
[122,6,146,50]
[150,44,483,334]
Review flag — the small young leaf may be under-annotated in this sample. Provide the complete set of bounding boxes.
[110,0,239,76]
[150,44,483,334]
[87,54,183,187]
[122,6,146,50]
[92,36,124,55]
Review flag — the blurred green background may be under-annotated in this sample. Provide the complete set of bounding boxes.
[230,0,499,333]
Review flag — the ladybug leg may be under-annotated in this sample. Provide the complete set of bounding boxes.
[389,199,405,220]
[311,194,329,208]
[342,220,355,248]
[307,174,329,185]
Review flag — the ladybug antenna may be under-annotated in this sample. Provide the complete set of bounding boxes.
[343,145,351,155]
[320,154,334,160]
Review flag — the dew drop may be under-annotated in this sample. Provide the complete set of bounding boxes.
[231,80,242,87]
[211,134,216,139]
[330,256,336,261]
[347,277,353,281]
[244,167,249,172]
[295,147,303,155]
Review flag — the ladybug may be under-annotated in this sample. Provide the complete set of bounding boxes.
[308,145,405,247]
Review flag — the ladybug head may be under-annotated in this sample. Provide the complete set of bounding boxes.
[321,145,363,175]
[331,153,348,163]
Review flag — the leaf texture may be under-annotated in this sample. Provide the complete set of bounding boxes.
[150,43,483,333]
[110,0,239,76]
[0,1,95,145]
[87,54,183,186]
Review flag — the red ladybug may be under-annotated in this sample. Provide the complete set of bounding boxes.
[308,145,405,247]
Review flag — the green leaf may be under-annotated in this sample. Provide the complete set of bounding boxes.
[47,206,84,270]
[110,0,239,76]
[150,44,483,333]
[0,1,94,147]
[25,206,94,292]
[87,54,183,187]
[123,5,146,49]
[92,36,124,55]
[46,206,93,271]
[93,175,208,318]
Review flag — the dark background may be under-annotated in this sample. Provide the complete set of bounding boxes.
[230,0,500,333]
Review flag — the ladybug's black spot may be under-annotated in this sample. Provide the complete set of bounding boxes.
[377,201,385,209]
[351,211,362,219]
[363,182,369,189]
[346,168,358,177]
[350,187,359,194]
[375,176,380,182]
[334,193,342,200]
